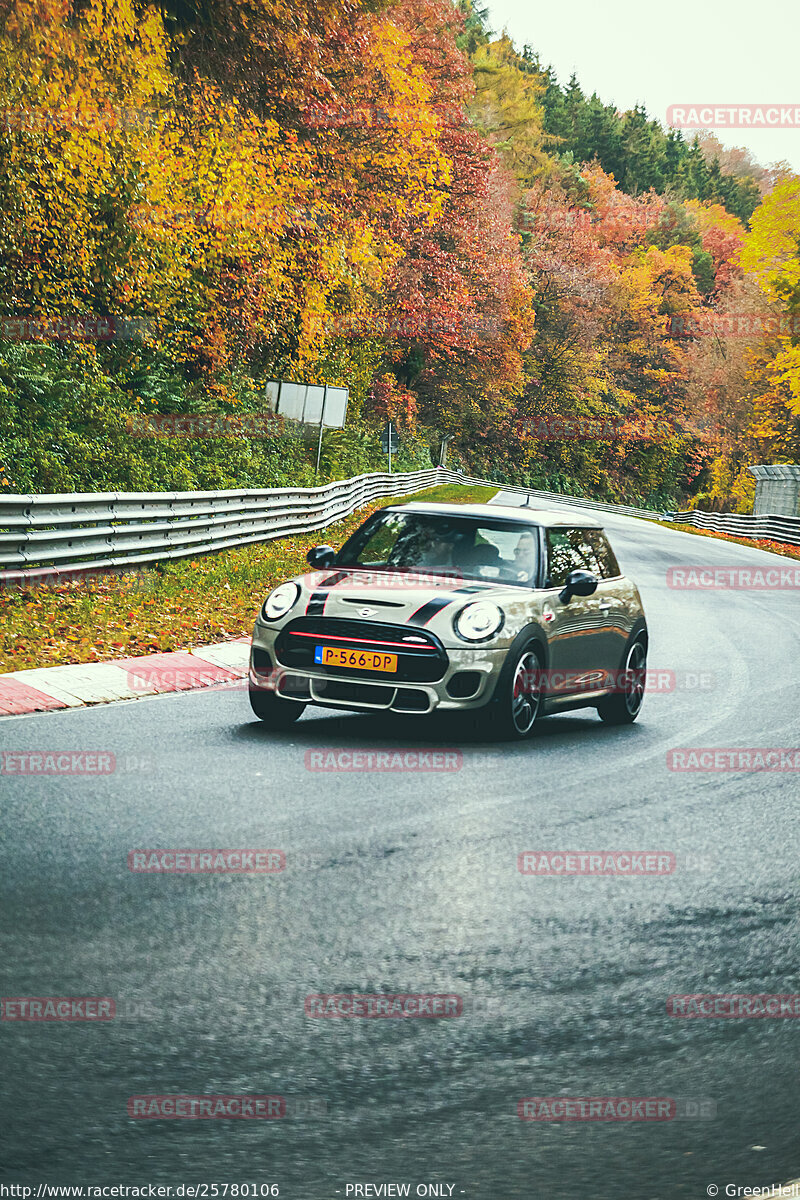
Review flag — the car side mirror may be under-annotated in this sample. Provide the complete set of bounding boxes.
[559,569,598,604]
[307,544,336,568]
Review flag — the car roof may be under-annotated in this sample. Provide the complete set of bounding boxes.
[384,501,603,528]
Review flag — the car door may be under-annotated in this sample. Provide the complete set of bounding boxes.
[585,529,635,674]
[541,527,609,698]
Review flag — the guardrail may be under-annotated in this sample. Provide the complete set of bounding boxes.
[2,470,798,585]
[660,507,800,547]
[0,469,447,585]
[462,476,666,522]
[478,477,800,544]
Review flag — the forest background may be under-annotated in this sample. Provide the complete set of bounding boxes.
[2,0,799,510]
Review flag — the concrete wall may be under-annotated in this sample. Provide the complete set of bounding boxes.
[748,465,800,516]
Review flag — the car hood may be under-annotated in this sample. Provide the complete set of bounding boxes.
[288,567,531,625]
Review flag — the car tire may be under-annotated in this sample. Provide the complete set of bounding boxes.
[597,637,647,725]
[484,644,543,741]
[249,683,306,727]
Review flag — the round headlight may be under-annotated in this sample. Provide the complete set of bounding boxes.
[454,600,504,642]
[262,582,300,622]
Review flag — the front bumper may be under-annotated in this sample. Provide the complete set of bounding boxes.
[250,619,505,715]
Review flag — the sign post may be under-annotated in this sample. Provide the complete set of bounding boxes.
[314,384,328,480]
[380,421,399,473]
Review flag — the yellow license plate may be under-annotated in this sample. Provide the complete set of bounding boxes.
[314,646,398,673]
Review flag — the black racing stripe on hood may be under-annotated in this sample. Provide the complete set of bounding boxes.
[407,584,488,627]
[305,571,351,617]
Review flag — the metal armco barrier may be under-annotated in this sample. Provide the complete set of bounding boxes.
[476,477,800,545]
[1,470,798,584]
[0,470,445,584]
[464,477,665,521]
[661,507,800,548]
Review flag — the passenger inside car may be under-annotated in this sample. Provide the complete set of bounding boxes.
[415,527,459,568]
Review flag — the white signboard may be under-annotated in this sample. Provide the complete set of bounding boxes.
[265,380,348,429]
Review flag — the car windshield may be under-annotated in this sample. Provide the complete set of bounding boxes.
[336,511,540,587]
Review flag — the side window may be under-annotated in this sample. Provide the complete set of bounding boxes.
[358,514,406,564]
[546,529,600,587]
[585,530,621,579]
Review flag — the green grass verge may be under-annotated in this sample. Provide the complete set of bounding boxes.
[0,483,497,673]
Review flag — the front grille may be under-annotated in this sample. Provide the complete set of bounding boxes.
[393,688,430,712]
[314,679,395,707]
[276,617,447,683]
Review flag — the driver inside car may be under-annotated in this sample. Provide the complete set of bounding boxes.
[513,531,537,582]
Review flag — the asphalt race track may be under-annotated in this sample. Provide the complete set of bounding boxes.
[1,491,798,1198]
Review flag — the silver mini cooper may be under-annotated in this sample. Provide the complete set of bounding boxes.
[249,501,648,739]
